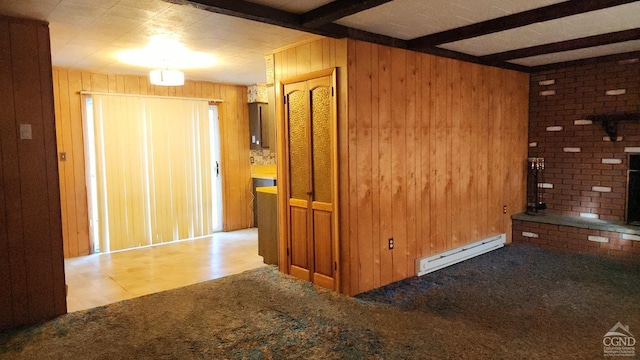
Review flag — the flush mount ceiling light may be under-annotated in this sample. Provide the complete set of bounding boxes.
[149,69,185,86]
[118,35,217,86]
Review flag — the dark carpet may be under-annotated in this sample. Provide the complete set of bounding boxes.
[1,244,639,359]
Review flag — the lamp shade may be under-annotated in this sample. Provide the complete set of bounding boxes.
[149,69,184,86]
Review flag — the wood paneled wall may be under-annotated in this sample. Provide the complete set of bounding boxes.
[0,16,66,330]
[274,37,529,297]
[53,68,252,258]
[342,40,529,295]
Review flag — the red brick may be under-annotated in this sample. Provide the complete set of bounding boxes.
[601,231,622,239]
[609,250,637,260]
[599,243,623,251]
[568,244,590,253]
[622,245,640,254]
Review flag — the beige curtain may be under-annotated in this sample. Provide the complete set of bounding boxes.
[89,94,216,252]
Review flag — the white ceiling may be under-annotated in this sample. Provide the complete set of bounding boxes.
[512,40,640,67]
[336,0,565,41]
[1,0,639,84]
[0,0,317,85]
[440,2,640,57]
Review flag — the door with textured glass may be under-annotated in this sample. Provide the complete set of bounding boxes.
[284,74,336,290]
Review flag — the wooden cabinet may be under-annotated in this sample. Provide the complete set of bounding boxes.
[257,188,278,265]
[252,178,276,226]
[249,102,270,149]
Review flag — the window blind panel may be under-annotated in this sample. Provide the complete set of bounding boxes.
[90,94,212,252]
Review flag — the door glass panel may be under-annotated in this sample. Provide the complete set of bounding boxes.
[287,90,309,200]
[311,86,332,203]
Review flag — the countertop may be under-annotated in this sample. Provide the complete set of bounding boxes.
[256,186,277,194]
[251,164,277,180]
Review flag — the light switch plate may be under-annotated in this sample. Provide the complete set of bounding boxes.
[19,124,32,140]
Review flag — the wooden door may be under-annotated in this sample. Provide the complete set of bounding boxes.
[284,73,337,289]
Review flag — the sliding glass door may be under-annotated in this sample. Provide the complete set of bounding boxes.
[83,94,222,253]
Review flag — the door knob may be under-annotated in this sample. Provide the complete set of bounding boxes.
[306,191,313,195]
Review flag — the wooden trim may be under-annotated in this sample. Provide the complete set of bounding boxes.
[290,265,310,280]
[181,0,301,31]
[330,68,340,292]
[483,28,640,62]
[312,202,333,212]
[312,272,334,289]
[80,91,224,103]
[79,94,95,254]
[408,0,639,48]
[289,198,308,208]
[271,36,325,54]
[0,14,48,26]
[281,68,336,85]
[305,80,315,283]
[301,0,393,28]
[417,46,530,73]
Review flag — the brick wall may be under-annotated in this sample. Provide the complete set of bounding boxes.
[513,220,640,261]
[529,57,640,222]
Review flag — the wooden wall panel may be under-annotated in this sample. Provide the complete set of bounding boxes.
[274,37,527,296]
[0,16,66,330]
[52,69,252,257]
[376,45,393,289]
[11,19,57,323]
[0,16,18,330]
[344,40,529,295]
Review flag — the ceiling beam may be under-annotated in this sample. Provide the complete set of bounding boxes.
[408,0,640,50]
[171,0,327,35]
[173,0,529,73]
[175,0,406,45]
[420,47,531,72]
[483,28,640,62]
[530,50,640,72]
[301,0,393,28]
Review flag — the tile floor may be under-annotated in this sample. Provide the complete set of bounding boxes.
[64,228,266,312]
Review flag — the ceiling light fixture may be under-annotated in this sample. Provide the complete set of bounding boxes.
[118,35,217,87]
[149,69,185,86]
[118,35,217,69]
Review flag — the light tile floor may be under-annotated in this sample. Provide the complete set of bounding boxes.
[64,228,266,312]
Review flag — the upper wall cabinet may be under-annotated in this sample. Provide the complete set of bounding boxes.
[249,102,270,149]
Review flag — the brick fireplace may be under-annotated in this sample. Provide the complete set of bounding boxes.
[529,57,640,221]
[514,55,640,261]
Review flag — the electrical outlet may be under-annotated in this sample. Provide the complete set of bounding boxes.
[503,205,507,214]
[388,238,394,250]
[250,157,254,164]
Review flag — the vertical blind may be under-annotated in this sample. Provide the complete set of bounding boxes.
[89,94,216,252]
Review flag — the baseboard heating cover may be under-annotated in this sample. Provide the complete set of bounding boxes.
[416,234,506,276]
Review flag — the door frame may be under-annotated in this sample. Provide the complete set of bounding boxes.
[208,104,224,232]
[277,68,340,291]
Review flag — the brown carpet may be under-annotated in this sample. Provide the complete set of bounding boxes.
[1,244,639,359]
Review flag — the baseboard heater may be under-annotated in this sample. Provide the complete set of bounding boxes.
[415,234,506,276]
